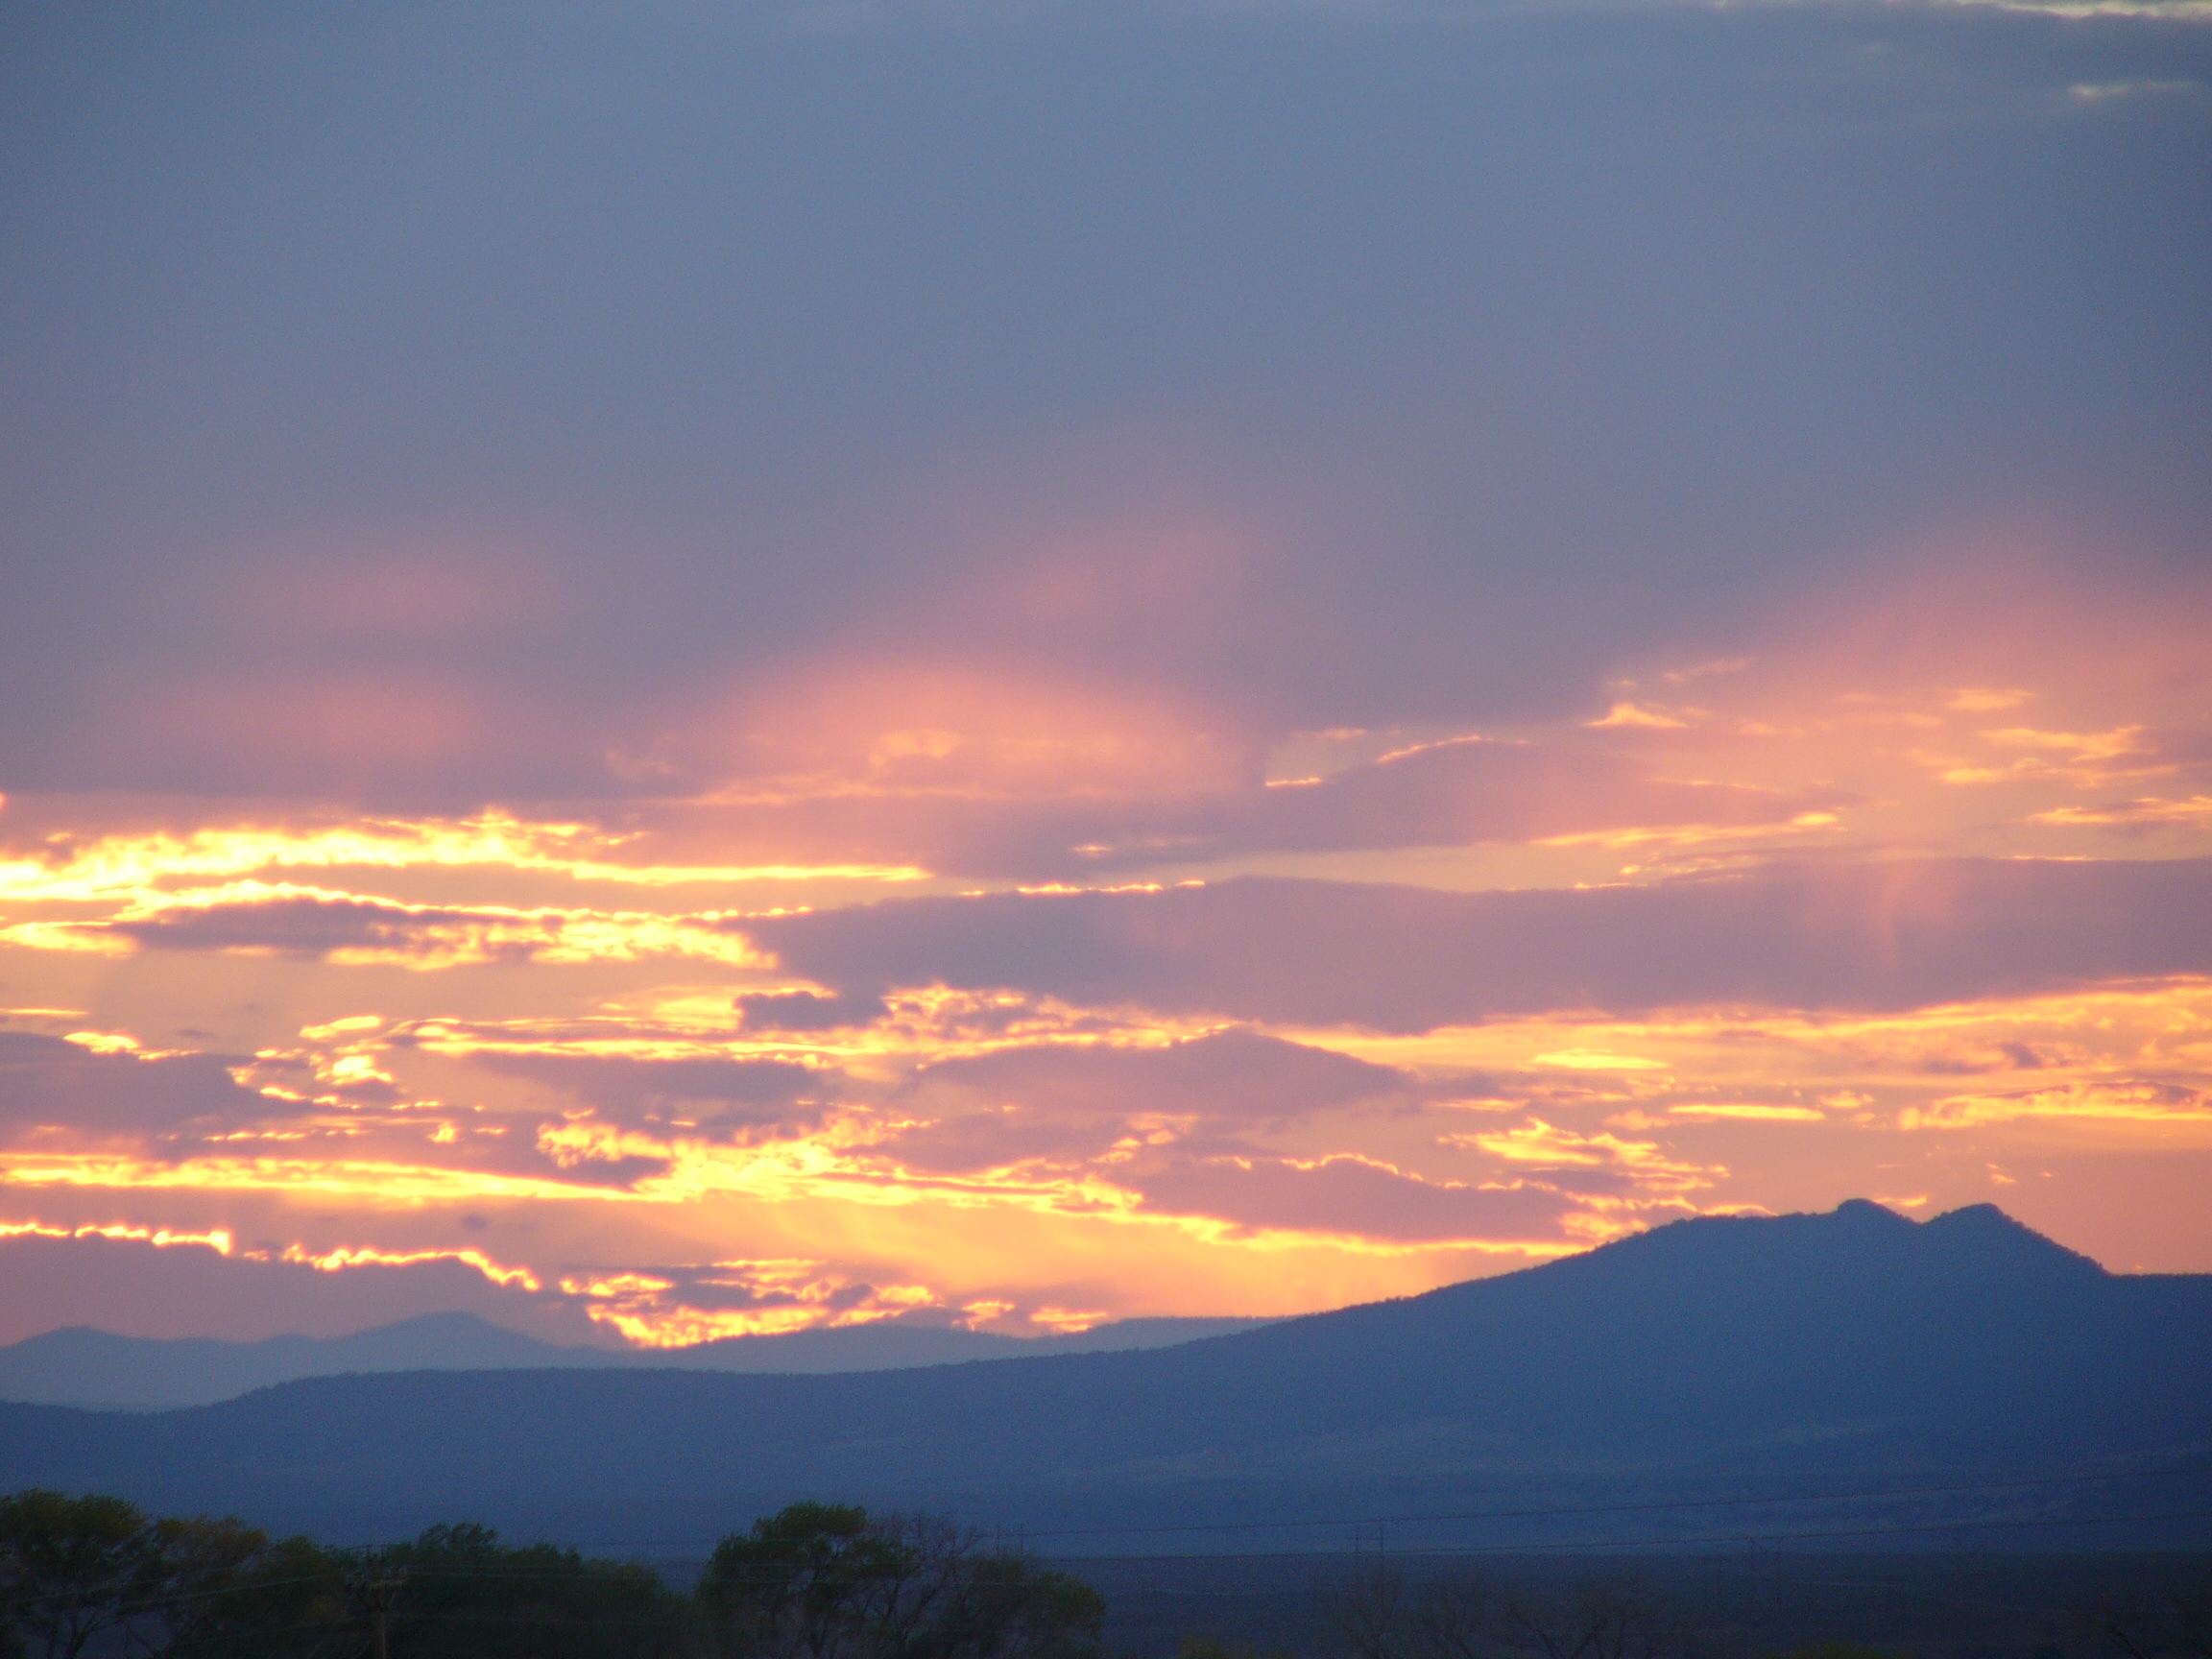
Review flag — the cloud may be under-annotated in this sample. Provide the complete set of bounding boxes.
[557,1257,940,1347]
[750,857,2212,1031]
[5,0,2209,805]
[857,1032,1401,1181]
[469,1051,830,1135]
[1445,1118,1713,1197]
[1128,1155,1582,1244]
[0,809,926,901]
[908,1031,1406,1126]
[1162,734,1836,867]
[1901,1080,2212,1131]
[735,989,890,1031]
[545,708,1845,882]
[7,548,2209,902]
[2031,795,2212,831]
[0,1031,285,1142]
[15,884,768,969]
[0,0,2208,1334]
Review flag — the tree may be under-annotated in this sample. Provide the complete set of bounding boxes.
[2080,1560,2212,1659]
[0,1489,163,1659]
[699,1504,1102,1659]
[902,1536,1104,1659]
[1494,1575,1681,1659]
[160,1529,352,1659]
[0,1490,357,1659]
[1318,1564,1704,1659]
[379,1521,688,1659]
[1180,1639,1299,1659]
[702,1503,918,1659]
[1413,1572,1499,1659]
[1321,1563,1414,1659]
[0,1490,1096,1659]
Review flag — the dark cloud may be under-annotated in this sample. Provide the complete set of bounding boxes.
[618,733,1840,879]
[0,1031,284,1142]
[1224,738,1832,861]
[864,1108,1111,1178]
[810,1034,1410,1177]
[628,1264,887,1320]
[469,1053,828,1133]
[87,892,734,968]
[751,857,2212,1032]
[1130,1155,1576,1242]
[734,989,889,1031]
[0,3,2205,801]
[104,894,529,959]
[912,1031,1404,1124]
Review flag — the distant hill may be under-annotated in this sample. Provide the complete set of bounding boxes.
[0,1312,1273,1409]
[3,1202,2206,1552]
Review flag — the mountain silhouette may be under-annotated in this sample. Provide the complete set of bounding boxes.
[3,1202,2204,1551]
[0,1311,1272,1409]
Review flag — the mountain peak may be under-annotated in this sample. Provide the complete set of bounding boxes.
[1832,1196,1916,1228]
[1516,1198,2108,1301]
[1920,1201,2106,1276]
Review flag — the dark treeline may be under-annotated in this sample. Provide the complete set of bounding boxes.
[1285,1558,2212,1659]
[1083,1553,2212,1659]
[1322,1561,1717,1659]
[0,1492,1103,1659]
[8,1492,2210,1659]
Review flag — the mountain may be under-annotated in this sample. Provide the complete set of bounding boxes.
[0,1314,574,1410]
[0,1312,1273,1409]
[3,1202,2206,1552]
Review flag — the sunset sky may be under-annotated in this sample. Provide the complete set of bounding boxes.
[3,0,2210,1352]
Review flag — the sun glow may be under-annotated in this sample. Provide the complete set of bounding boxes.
[0,1218,236,1254]
[0,813,928,903]
[7,576,2211,1341]
[276,1241,541,1289]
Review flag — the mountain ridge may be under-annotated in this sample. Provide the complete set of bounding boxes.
[0,1310,1275,1410]
[3,1202,2204,1551]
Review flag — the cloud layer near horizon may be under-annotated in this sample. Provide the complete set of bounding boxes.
[749,859,2212,1031]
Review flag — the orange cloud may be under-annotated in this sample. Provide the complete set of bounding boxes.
[1900,1081,2212,1133]
[9,882,774,970]
[561,1257,941,1347]
[695,661,1251,803]
[0,1217,235,1254]
[0,810,926,903]
[5,542,2211,1342]
[276,1241,541,1291]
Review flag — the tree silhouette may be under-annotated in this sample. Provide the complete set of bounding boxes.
[700,1504,1101,1659]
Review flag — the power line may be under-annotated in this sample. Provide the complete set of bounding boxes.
[1052,1503,2212,1575]
[1006,1461,2212,1543]
[1079,1506,2212,1584]
[548,1457,2212,1551]
[12,1504,2207,1636]
[12,1458,2205,1602]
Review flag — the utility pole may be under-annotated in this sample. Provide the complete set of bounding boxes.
[349,1548,407,1659]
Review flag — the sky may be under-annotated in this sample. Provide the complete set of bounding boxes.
[2,0,2210,1351]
